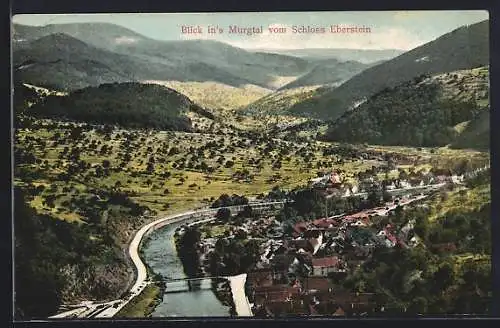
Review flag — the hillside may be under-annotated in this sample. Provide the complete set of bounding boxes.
[25,82,196,131]
[279,59,371,90]
[144,80,271,111]
[12,21,149,50]
[242,86,320,115]
[287,20,489,120]
[13,33,139,90]
[252,48,404,64]
[13,23,313,90]
[323,67,489,148]
[451,110,490,150]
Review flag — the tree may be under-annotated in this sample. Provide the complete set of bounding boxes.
[382,191,392,203]
[367,186,382,208]
[432,262,455,294]
[240,205,253,218]
[216,208,231,222]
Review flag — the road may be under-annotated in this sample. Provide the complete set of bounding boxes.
[48,188,438,319]
[49,167,487,318]
[326,182,447,199]
[50,201,288,319]
[227,274,253,317]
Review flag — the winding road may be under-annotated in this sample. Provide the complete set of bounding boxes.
[49,177,459,319]
[50,201,288,319]
[49,181,451,319]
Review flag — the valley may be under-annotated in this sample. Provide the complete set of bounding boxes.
[12,15,491,319]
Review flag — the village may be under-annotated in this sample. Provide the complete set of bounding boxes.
[173,163,487,317]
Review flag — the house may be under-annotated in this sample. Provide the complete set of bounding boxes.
[352,220,366,227]
[451,175,464,184]
[332,306,346,316]
[259,297,309,316]
[347,226,376,246]
[286,238,314,253]
[303,230,323,255]
[293,222,309,235]
[401,221,414,236]
[312,218,338,229]
[436,175,450,183]
[247,269,274,287]
[399,180,411,188]
[385,181,397,190]
[329,171,342,185]
[252,285,302,305]
[271,253,302,277]
[311,256,345,276]
[303,277,335,294]
[378,229,397,247]
[408,236,419,247]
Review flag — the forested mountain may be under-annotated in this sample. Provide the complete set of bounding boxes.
[25,82,198,131]
[323,67,489,148]
[13,33,146,90]
[13,33,263,92]
[13,22,149,50]
[279,59,371,90]
[12,23,312,90]
[287,20,489,120]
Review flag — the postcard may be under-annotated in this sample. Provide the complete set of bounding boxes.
[11,11,491,319]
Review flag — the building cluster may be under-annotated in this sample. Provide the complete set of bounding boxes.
[243,194,428,317]
[309,168,462,198]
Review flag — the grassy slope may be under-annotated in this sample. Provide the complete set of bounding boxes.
[143,80,271,111]
[428,183,490,222]
[241,86,320,115]
[116,284,161,317]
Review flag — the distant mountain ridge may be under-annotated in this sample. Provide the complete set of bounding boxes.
[251,48,405,64]
[12,22,376,93]
[13,33,148,90]
[287,20,489,121]
[12,23,312,90]
[279,59,373,90]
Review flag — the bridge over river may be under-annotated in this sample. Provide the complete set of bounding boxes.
[162,276,228,293]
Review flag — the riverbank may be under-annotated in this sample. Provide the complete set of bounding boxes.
[100,203,283,318]
[115,283,162,317]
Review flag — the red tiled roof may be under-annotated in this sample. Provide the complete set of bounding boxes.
[293,222,309,233]
[312,218,338,228]
[254,285,302,302]
[312,256,339,268]
[333,306,346,316]
[304,277,334,292]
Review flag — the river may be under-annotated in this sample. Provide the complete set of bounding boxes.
[141,221,231,317]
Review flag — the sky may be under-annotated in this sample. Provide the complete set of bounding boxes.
[12,11,489,50]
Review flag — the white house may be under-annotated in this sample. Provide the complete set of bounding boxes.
[451,175,464,184]
[311,256,345,276]
[400,180,411,188]
[386,182,397,190]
